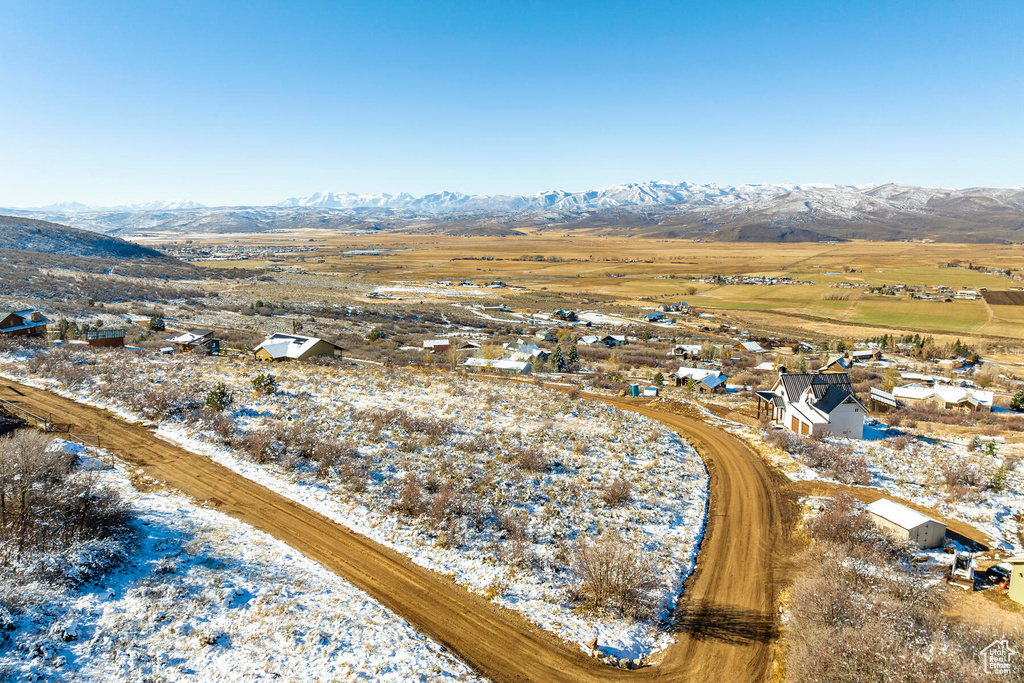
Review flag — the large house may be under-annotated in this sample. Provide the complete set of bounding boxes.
[756,369,865,439]
[462,357,532,374]
[253,333,343,362]
[0,309,48,337]
[892,383,993,412]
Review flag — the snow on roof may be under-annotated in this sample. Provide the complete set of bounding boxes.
[737,341,766,352]
[865,498,942,531]
[462,357,531,372]
[892,384,993,406]
[423,339,450,347]
[754,361,775,371]
[674,366,723,381]
[254,333,334,359]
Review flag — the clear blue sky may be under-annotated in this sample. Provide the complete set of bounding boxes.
[1,1,1021,207]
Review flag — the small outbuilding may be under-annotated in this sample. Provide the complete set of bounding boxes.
[84,328,126,347]
[167,329,221,354]
[865,498,946,549]
[1007,556,1024,606]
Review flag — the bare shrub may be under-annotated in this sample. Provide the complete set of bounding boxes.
[601,477,633,507]
[512,444,549,473]
[0,432,132,583]
[942,460,983,490]
[888,435,911,451]
[569,531,659,619]
[395,474,424,516]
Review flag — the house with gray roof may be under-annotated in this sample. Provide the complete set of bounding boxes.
[755,369,865,438]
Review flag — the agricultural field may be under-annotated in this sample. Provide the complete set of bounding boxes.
[1,345,709,662]
[149,231,1024,342]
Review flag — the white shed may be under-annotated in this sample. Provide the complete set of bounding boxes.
[865,498,946,549]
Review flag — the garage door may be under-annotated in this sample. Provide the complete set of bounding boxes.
[791,416,799,432]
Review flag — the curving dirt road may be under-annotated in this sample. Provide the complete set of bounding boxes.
[0,380,792,682]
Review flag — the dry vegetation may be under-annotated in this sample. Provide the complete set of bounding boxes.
[785,495,1024,682]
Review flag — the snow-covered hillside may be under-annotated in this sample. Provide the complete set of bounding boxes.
[4,349,710,661]
[0,440,480,683]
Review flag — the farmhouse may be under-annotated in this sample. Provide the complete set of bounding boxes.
[253,333,343,362]
[167,329,221,355]
[84,328,126,348]
[534,328,558,342]
[0,310,48,337]
[673,367,728,393]
[756,369,865,439]
[423,339,451,353]
[865,498,946,549]
[892,384,993,412]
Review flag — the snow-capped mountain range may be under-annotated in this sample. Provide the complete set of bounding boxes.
[274,181,861,213]
[4,181,1023,242]
[27,199,208,213]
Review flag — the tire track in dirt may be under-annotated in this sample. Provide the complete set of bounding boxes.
[0,380,794,683]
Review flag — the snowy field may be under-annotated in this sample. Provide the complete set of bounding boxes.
[2,347,710,660]
[0,440,481,683]
[690,395,1024,551]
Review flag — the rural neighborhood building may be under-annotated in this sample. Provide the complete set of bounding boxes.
[892,384,993,412]
[671,344,703,359]
[0,310,48,337]
[462,357,532,374]
[673,367,728,393]
[253,333,342,362]
[735,341,766,354]
[423,339,451,353]
[534,328,558,342]
[458,340,483,351]
[820,355,851,373]
[510,343,551,363]
[579,334,624,348]
[756,370,865,439]
[84,328,126,348]
[167,329,221,354]
[865,498,946,549]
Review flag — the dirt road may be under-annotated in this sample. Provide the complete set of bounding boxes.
[0,380,791,682]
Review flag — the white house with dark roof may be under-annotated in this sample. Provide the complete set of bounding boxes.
[756,369,865,438]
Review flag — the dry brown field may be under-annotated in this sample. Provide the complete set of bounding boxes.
[148,230,1024,345]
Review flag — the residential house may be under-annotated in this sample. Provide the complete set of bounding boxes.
[735,340,766,354]
[673,367,728,393]
[534,328,559,342]
[578,335,601,346]
[851,349,883,363]
[510,343,551,363]
[552,309,578,322]
[253,333,343,362]
[670,344,703,359]
[601,334,626,348]
[865,499,946,549]
[0,310,48,337]
[755,370,865,438]
[423,339,451,353]
[892,384,993,412]
[646,312,665,322]
[458,340,483,352]
[820,355,851,373]
[167,329,221,355]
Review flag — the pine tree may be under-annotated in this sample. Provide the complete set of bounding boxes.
[551,346,567,372]
[567,343,579,364]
